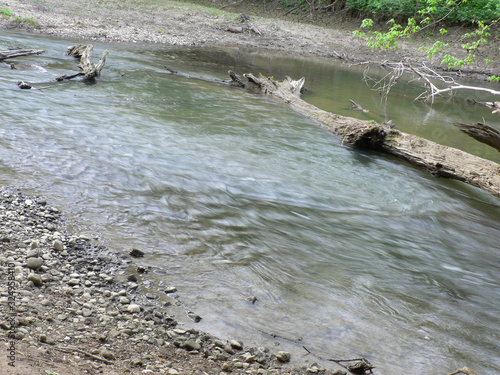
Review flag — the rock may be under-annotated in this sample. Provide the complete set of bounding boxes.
[30,240,39,249]
[187,311,202,322]
[39,334,47,343]
[276,351,291,363]
[182,340,201,351]
[53,240,64,251]
[230,340,243,351]
[129,248,144,257]
[127,304,141,313]
[119,296,130,304]
[127,274,138,282]
[27,273,43,286]
[332,370,347,375]
[164,286,177,294]
[27,257,43,270]
[99,348,115,360]
[68,278,80,286]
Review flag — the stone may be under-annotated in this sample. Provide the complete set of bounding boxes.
[127,304,141,313]
[119,296,130,304]
[68,278,80,286]
[332,370,347,375]
[276,351,291,363]
[27,257,43,270]
[127,274,138,282]
[53,239,63,251]
[230,340,243,350]
[27,273,43,286]
[182,340,201,351]
[99,348,115,360]
[129,248,144,257]
[164,287,177,294]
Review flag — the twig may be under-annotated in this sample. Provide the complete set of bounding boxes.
[54,346,113,365]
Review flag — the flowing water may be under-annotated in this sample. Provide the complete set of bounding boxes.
[1,30,499,374]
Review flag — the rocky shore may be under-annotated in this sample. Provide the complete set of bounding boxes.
[0,186,346,374]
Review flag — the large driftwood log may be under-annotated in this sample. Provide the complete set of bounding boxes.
[228,71,500,198]
[0,48,44,60]
[454,122,500,152]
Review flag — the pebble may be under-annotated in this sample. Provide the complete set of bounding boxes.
[182,340,201,351]
[230,340,243,350]
[127,304,141,313]
[99,348,115,360]
[27,273,43,286]
[276,351,291,363]
[27,257,43,270]
[53,239,64,251]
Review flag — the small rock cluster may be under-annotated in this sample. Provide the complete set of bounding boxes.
[0,187,341,374]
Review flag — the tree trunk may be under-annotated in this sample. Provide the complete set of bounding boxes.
[228,71,500,198]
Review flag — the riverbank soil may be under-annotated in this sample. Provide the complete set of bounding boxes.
[1,0,499,76]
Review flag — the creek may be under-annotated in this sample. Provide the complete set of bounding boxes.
[1,30,499,374]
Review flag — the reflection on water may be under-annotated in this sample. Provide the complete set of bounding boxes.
[1,30,499,374]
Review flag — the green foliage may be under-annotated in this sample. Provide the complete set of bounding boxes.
[346,0,500,23]
[352,0,500,74]
[0,8,13,17]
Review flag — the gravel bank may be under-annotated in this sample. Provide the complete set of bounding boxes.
[0,187,346,374]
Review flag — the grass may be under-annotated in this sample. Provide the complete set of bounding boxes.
[0,8,13,17]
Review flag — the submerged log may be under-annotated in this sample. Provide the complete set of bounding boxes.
[454,122,500,152]
[228,71,500,198]
[0,48,44,60]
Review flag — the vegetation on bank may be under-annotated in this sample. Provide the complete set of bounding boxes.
[0,6,38,27]
[277,0,499,80]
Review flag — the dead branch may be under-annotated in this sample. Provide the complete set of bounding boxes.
[454,122,500,152]
[54,346,113,365]
[0,48,44,60]
[357,59,499,104]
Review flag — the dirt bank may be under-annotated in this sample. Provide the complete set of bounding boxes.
[1,0,499,77]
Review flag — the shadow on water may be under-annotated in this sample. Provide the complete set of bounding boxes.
[1,30,499,374]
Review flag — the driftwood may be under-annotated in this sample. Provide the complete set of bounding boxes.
[56,44,108,82]
[454,122,500,152]
[0,48,44,60]
[448,367,477,375]
[228,71,500,198]
[466,99,500,114]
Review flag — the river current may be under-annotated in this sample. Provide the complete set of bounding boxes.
[1,30,499,374]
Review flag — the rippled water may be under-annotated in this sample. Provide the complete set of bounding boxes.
[1,30,499,374]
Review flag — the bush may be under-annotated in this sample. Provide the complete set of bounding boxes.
[346,0,500,23]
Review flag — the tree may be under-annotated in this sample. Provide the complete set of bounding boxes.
[352,0,500,105]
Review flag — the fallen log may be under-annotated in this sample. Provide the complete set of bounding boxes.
[454,122,500,152]
[0,48,44,60]
[55,44,108,82]
[228,71,500,198]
